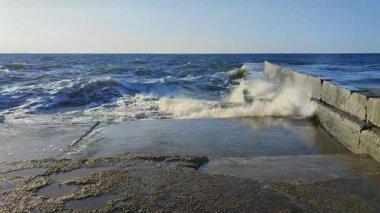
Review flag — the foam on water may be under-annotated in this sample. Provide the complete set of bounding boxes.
[1,63,315,123]
[158,78,316,119]
[0,54,378,123]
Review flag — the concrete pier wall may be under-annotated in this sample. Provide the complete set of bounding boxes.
[264,61,380,162]
[368,98,380,126]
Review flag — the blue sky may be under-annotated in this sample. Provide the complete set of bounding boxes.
[0,0,379,53]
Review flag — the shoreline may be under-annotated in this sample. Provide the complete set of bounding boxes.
[1,154,380,212]
[264,61,380,162]
[0,61,379,211]
[1,117,380,211]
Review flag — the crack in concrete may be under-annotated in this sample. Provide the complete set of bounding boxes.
[70,121,101,147]
[57,121,101,158]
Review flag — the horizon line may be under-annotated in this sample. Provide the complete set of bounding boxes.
[1,52,380,55]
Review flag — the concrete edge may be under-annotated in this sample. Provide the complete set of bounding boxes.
[264,61,374,121]
[264,61,380,162]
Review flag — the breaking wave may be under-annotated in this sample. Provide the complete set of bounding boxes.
[41,77,124,110]
[1,61,317,124]
[2,62,32,71]
[158,79,316,119]
[4,53,372,123]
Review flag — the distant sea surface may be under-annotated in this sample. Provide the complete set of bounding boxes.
[0,54,379,122]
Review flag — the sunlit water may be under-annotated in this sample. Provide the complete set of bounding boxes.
[0,54,379,123]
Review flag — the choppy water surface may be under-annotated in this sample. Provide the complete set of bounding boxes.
[0,54,379,122]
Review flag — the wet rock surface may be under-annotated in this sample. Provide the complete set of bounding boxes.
[272,174,380,212]
[0,154,379,212]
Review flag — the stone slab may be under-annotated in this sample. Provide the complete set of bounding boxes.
[3,156,380,212]
[321,81,351,112]
[360,127,380,162]
[67,118,349,159]
[368,98,380,126]
[321,81,368,120]
[313,100,369,154]
[283,68,322,99]
[264,61,283,84]
[264,62,322,99]
[0,122,97,162]
[347,92,369,121]
[265,62,370,120]
[309,76,323,99]
[203,154,380,183]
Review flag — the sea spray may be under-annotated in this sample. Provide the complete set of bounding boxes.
[3,54,371,123]
[158,79,316,119]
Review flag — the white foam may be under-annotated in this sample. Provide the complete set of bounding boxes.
[1,63,316,123]
[158,79,316,119]
[70,94,163,123]
[0,68,10,73]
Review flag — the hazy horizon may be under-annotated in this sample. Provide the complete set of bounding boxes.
[1,0,380,53]
[1,52,380,54]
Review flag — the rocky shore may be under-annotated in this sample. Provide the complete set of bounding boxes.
[1,154,379,212]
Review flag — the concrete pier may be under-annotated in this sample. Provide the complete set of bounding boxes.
[264,61,380,162]
[2,117,380,212]
[0,122,98,162]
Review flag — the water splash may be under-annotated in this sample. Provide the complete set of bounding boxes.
[158,79,316,119]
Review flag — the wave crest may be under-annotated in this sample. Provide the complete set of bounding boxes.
[158,79,316,119]
[42,77,124,110]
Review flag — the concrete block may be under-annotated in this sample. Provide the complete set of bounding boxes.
[0,122,98,162]
[368,98,380,126]
[264,62,379,162]
[282,68,307,86]
[321,81,368,120]
[360,127,380,162]
[321,81,350,110]
[347,92,368,121]
[294,73,322,99]
[314,100,367,154]
[264,61,282,83]
[265,62,322,99]
[303,76,322,99]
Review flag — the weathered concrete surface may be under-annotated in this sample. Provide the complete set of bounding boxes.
[368,98,380,126]
[313,99,380,162]
[66,118,349,159]
[308,75,323,99]
[1,155,380,212]
[321,81,368,120]
[65,118,380,182]
[271,174,380,212]
[313,100,369,154]
[203,154,380,184]
[264,61,322,99]
[348,92,370,121]
[0,122,97,162]
[321,81,351,112]
[264,62,380,162]
[0,155,304,212]
[360,127,380,162]
[264,61,283,84]
[265,62,370,120]
[1,116,380,211]
[282,68,322,99]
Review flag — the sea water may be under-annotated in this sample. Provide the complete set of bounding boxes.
[0,54,379,123]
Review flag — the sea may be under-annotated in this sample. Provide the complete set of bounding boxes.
[0,54,379,123]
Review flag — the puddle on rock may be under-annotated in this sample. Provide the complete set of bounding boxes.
[202,154,380,184]
[65,194,121,211]
[2,181,15,190]
[51,167,117,183]
[5,168,45,178]
[35,167,118,199]
[37,183,78,198]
